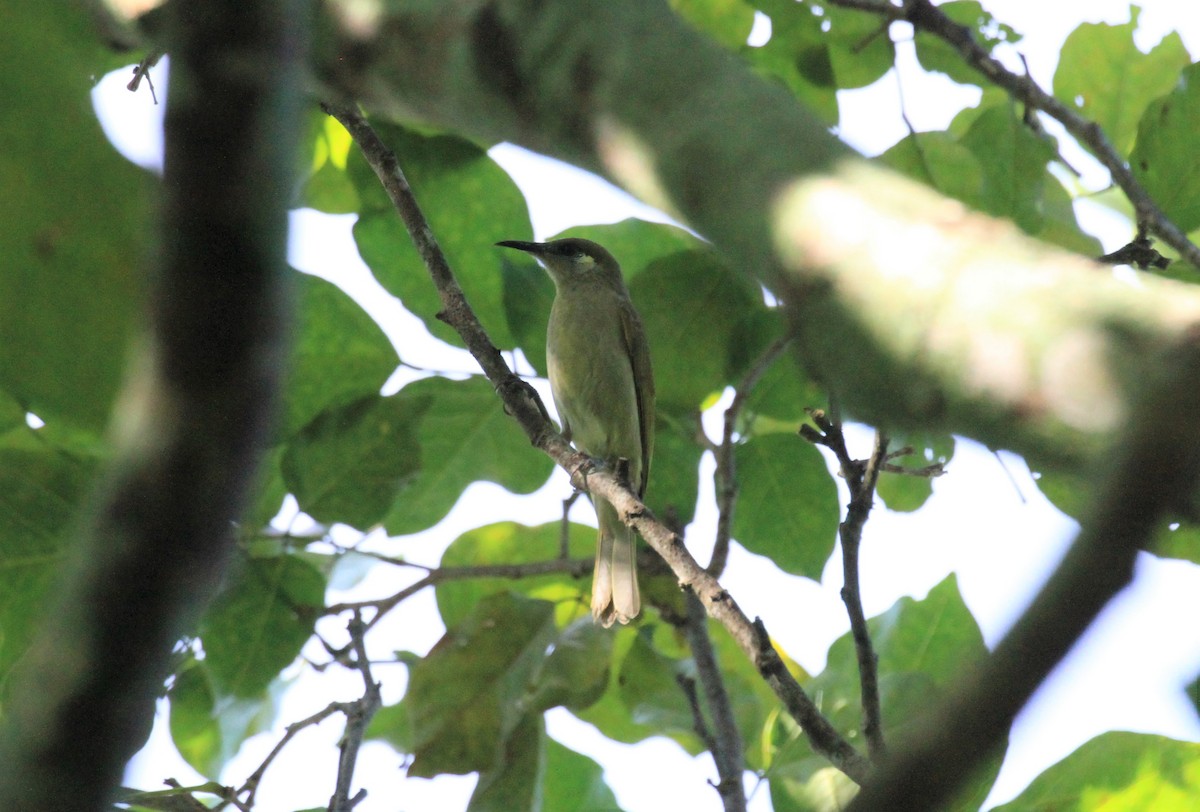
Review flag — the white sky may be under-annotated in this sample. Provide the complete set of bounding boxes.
[91,2,1200,810]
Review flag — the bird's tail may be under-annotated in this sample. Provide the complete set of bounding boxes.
[592,497,640,627]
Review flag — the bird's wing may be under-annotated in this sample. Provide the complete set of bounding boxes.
[619,296,654,497]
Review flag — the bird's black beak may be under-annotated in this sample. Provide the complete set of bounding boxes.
[495,240,544,255]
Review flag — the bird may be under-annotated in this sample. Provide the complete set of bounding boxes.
[496,238,654,626]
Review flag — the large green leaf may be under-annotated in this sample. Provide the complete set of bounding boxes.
[0,434,95,694]
[0,4,148,431]
[669,0,756,50]
[383,377,553,535]
[168,660,275,778]
[282,393,424,529]
[281,272,399,438]
[373,592,558,777]
[1131,62,1200,234]
[1054,12,1191,157]
[731,434,839,579]
[741,0,839,123]
[768,575,998,811]
[879,131,986,212]
[645,414,703,528]
[993,732,1200,812]
[436,521,595,629]
[630,249,763,414]
[959,103,1056,236]
[528,618,614,713]
[350,123,530,348]
[542,737,625,812]
[468,711,544,812]
[199,555,326,698]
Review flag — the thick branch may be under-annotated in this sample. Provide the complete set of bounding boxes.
[327,104,871,784]
[0,3,304,810]
[847,332,1200,810]
[312,0,1200,499]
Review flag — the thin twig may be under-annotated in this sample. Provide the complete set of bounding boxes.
[805,409,888,760]
[827,0,1200,268]
[328,613,382,812]
[324,103,872,783]
[237,704,344,808]
[711,335,793,576]
[684,590,748,812]
[560,491,582,558]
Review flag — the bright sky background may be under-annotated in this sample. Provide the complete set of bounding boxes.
[92,2,1200,810]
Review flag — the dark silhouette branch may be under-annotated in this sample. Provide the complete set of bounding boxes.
[0,2,306,810]
[328,614,382,812]
[323,103,872,784]
[804,410,889,761]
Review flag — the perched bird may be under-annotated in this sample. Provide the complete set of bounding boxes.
[496,238,654,626]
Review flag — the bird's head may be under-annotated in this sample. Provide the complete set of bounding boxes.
[496,238,622,288]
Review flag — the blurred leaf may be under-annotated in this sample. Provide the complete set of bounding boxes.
[383,377,554,535]
[1054,12,1190,157]
[732,434,839,579]
[0,4,149,431]
[387,592,557,777]
[1154,522,1200,566]
[742,0,839,122]
[436,521,595,629]
[1032,469,1087,520]
[281,272,398,438]
[200,555,325,698]
[669,0,756,50]
[617,626,698,739]
[731,309,825,425]
[282,393,424,528]
[350,123,530,348]
[631,249,762,413]
[0,391,24,432]
[542,737,624,812]
[1131,62,1200,233]
[821,2,896,90]
[992,732,1200,812]
[300,111,359,213]
[0,436,95,696]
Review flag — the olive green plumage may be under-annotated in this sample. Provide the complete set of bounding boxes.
[497,238,654,626]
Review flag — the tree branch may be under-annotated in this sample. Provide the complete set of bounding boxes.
[684,591,748,812]
[0,3,305,809]
[846,331,1200,810]
[328,614,382,812]
[324,103,871,784]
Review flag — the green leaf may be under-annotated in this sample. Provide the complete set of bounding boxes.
[499,253,555,378]
[913,1,1020,87]
[875,433,954,513]
[668,0,757,50]
[879,131,986,212]
[959,103,1056,235]
[529,618,614,713]
[630,249,762,413]
[617,626,698,738]
[300,111,360,214]
[0,391,24,432]
[383,592,558,777]
[199,555,325,698]
[436,521,595,630]
[1154,522,1200,566]
[542,737,624,812]
[282,393,424,528]
[169,661,273,778]
[731,434,839,579]
[1054,12,1191,157]
[469,712,545,812]
[645,415,703,528]
[383,377,554,535]
[731,309,825,424]
[992,732,1200,812]
[742,0,839,123]
[281,272,398,438]
[0,4,149,431]
[350,123,530,348]
[1131,62,1200,233]
[822,2,896,90]
[570,626,665,745]
[0,436,95,695]
[768,575,998,811]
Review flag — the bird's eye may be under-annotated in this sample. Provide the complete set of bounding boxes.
[574,251,587,261]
